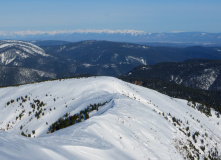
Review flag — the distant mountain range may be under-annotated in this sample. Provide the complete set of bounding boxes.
[41,40,221,77]
[1,31,221,46]
[1,40,221,88]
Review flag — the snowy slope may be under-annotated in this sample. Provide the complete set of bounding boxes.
[0,40,49,66]
[0,40,48,56]
[0,77,220,160]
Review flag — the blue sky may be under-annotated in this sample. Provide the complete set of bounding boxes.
[0,0,221,33]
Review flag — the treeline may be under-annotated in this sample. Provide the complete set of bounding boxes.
[49,101,108,133]
[187,100,213,117]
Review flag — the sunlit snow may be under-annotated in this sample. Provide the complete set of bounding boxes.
[0,77,220,160]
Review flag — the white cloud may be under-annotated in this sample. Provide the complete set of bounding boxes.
[0,29,147,36]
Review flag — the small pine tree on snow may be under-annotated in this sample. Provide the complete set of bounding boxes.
[85,112,89,120]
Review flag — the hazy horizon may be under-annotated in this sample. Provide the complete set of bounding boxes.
[1,0,221,33]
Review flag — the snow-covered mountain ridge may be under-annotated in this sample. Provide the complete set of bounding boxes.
[0,40,71,86]
[0,77,220,160]
[0,40,49,65]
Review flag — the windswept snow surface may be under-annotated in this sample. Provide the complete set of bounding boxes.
[0,77,220,160]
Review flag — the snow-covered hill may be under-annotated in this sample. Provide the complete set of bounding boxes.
[0,40,72,83]
[0,40,49,66]
[0,77,220,160]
